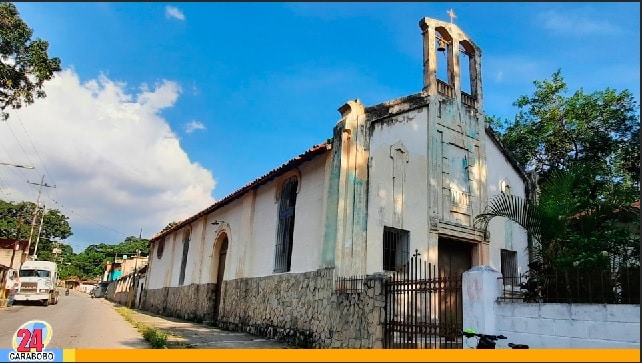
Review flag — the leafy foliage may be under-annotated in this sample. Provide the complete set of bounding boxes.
[1,199,149,280]
[479,71,640,302]
[61,236,150,280]
[0,2,62,120]
[0,199,72,253]
[490,69,639,188]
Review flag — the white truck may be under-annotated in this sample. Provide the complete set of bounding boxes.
[14,260,60,306]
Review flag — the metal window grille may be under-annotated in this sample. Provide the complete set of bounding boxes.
[178,229,191,285]
[274,177,298,273]
[383,227,410,272]
[156,238,165,259]
[500,249,518,287]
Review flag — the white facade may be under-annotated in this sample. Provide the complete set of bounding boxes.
[146,151,330,290]
[485,133,530,275]
[366,108,430,273]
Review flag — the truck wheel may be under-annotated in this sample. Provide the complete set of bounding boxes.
[42,299,49,307]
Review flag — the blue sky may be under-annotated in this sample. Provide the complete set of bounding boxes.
[0,2,639,252]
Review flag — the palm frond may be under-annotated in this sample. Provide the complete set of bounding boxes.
[474,193,542,242]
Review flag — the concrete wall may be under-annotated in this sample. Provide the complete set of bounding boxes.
[463,266,640,349]
[496,302,640,348]
[78,284,94,294]
[106,272,146,308]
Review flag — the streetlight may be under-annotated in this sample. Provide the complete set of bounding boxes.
[0,161,35,169]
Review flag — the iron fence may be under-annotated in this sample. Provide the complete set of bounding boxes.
[383,251,463,349]
[500,266,640,304]
[335,275,367,294]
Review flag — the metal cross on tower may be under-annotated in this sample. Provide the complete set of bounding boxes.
[447,9,457,23]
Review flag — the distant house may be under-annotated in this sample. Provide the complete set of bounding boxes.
[140,16,531,347]
[0,238,29,297]
[0,238,29,271]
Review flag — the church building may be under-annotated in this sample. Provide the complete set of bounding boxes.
[141,15,530,348]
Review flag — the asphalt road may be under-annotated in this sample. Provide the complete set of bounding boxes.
[0,289,149,349]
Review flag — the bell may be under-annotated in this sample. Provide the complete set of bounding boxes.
[437,40,447,52]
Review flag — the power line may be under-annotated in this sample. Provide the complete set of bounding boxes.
[45,196,130,239]
[3,121,36,171]
[16,114,58,189]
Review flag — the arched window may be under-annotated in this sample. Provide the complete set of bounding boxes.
[179,228,191,285]
[435,27,454,99]
[156,238,165,259]
[274,176,298,273]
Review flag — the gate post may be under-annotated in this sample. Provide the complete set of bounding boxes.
[462,265,502,346]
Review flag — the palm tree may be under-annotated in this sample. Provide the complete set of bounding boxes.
[474,164,639,302]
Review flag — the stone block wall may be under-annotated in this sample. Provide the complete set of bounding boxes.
[142,283,217,322]
[216,268,386,348]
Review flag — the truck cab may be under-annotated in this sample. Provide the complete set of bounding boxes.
[14,260,60,306]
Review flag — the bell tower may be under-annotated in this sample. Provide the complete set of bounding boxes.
[419,16,483,111]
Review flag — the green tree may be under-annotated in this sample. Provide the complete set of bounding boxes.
[63,236,150,280]
[480,71,640,302]
[490,69,639,188]
[0,199,73,260]
[0,2,62,120]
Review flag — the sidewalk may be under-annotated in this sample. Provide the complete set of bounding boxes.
[101,300,294,349]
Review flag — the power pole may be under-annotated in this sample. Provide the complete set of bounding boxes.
[23,175,54,263]
[32,204,47,259]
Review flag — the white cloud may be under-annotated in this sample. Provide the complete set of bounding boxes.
[537,10,621,36]
[165,5,185,21]
[184,120,206,134]
[0,69,215,250]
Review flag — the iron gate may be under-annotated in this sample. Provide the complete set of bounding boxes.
[383,251,463,349]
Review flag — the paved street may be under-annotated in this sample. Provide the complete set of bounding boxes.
[0,289,149,349]
[1,289,292,349]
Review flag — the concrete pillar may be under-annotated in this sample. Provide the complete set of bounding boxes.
[462,265,502,347]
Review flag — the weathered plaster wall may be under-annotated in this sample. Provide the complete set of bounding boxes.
[290,155,329,273]
[485,136,529,276]
[331,100,371,278]
[367,106,431,273]
[145,152,330,292]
